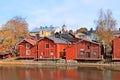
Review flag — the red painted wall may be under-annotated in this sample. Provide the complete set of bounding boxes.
[76,41,101,59]
[66,69,79,80]
[19,42,36,58]
[56,44,68,58]
[37,38,68,59]
[66,40,101,60]
[38,38,57,58]
[66,45,76,60]
[113,37,120,59]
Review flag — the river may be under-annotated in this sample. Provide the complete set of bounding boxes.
[0,65,119,80]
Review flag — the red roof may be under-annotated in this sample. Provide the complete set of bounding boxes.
[76,39,100,45]
[18,38,37,45]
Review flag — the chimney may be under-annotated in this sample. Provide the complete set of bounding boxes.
[90,28,93,31]
[55,32,61,38]
[35,33,40,40]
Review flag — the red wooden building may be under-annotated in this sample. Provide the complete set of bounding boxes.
[37,36,69,59]
[66,39,101,60]
[112,36,120,60]
[18,38,37,59]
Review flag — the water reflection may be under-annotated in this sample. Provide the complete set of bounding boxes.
[0,65,119,80]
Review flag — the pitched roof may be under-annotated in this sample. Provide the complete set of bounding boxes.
[60,33,79,43]
[83,30,96,35]
[47,36,70,44]
[37,36,70,44]
[77,39,100,45]
[18,38,37,45]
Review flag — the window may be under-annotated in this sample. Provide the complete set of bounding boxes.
[80,51,84,55]
[46,44,49,49]
[87,45,90,49]
[93,48,97,55]
[80,49,84,55]
[26,50,30,55]
[26,43,30,48]
[50,51,54,55]
[39,56,42,58]
[41,52,44,55]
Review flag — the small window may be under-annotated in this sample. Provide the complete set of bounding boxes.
[46,44,49,49]
[93,48,97,55]
[26,50,30,55]
[39,56,42,58]
[26,43,30,48]
[50,51,54,55]
[80,51,84,55]
[87,45,90,49]
[41,52,44,55]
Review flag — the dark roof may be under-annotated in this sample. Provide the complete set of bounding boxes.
[61,33,74,39]
[30,35,41,40]
[83,30,96,35]
[60,33,79,43]
[46,36,70,44]
[38,36,70,44]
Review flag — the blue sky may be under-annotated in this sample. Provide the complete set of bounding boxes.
[0,0,120,31]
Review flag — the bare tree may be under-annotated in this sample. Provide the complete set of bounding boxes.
[95,9,117,54]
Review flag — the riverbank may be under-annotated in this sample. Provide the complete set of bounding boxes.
[0,58,120,68]
[1,60,120,71]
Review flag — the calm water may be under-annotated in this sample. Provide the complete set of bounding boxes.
[0,65,119,80]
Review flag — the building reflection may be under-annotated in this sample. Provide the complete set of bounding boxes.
[0,66,120,80]
[17,66,105,80]
[112,71,120,80]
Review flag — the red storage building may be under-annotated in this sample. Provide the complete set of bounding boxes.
[18,38,37,59]
[37,36,69,59]
[112,36,120,60]
[66,39,101,60]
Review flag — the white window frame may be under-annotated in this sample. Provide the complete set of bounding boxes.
[26,50,30,55]
[93,48,97,55]
[80,51,84,55]
[80,49,84,55]
[26,43,30,48]
[50,51,54,56]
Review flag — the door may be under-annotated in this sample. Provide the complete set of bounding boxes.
[86,52,90,58]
